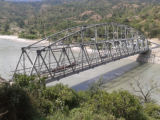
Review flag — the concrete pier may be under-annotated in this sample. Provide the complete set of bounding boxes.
[137,48,160,64]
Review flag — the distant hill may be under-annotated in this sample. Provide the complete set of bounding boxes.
[0,0,160,39]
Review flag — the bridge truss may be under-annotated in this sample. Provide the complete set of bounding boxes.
[14,23,149,82]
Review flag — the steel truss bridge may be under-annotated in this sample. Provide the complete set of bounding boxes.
[14,23,149,82]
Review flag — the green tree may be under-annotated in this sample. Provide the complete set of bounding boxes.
[0,83,39,120]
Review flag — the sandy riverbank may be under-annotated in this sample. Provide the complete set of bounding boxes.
[0,35,50,45]
[0,35,159,44]
[0,35,39,43]
[149,38,160,44]
[72,46,93,53]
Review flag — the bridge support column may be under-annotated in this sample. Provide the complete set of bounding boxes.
[137,49,159,64]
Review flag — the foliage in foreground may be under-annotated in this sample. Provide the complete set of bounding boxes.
[0,75,160,120]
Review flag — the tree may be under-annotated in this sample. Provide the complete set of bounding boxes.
[130,76,160,103]
[4,24,9,32]
[0,83,39,120]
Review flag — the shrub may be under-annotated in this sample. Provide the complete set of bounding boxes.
[43,84,80,112]
[37,98,54,116]
[19,32,39,39]
[109,91,147,120]
[3,74,157,120]
[69,107,118,120]
[14,74,46,94]
[48,108,124,120]
[0,84,38,120]
[144,103,160,119]
[84,90,147,120]
[14,74,36,88]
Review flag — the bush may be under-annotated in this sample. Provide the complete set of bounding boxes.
[144,103,160,119]
[14,74,36,88]
[109,91,147,120]
[47,108,124,120]
[43,84,80,112]
[83,90,147,120]
[69,108,120,120]
[14,74,46,93]
[37,98,54,116]
[2,74,158,120]
[0,84,38,120]
[19,32,39,39]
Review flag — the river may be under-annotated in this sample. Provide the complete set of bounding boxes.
[0,38,160,103]
[0,38,33,79]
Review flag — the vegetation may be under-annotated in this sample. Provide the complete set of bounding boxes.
[0,75,160,120]
[1,0,160,39]
[1,1,160,119]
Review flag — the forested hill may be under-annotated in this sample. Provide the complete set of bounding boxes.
[1,0,160,39]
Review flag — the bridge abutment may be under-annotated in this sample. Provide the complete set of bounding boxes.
[137,49,160,64]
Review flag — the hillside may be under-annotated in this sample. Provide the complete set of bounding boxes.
[0,0,160,39]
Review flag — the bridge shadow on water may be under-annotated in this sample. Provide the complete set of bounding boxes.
[71,61,145,91]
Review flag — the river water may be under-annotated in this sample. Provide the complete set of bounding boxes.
[0,38,33,79]
[0,38,160,103]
